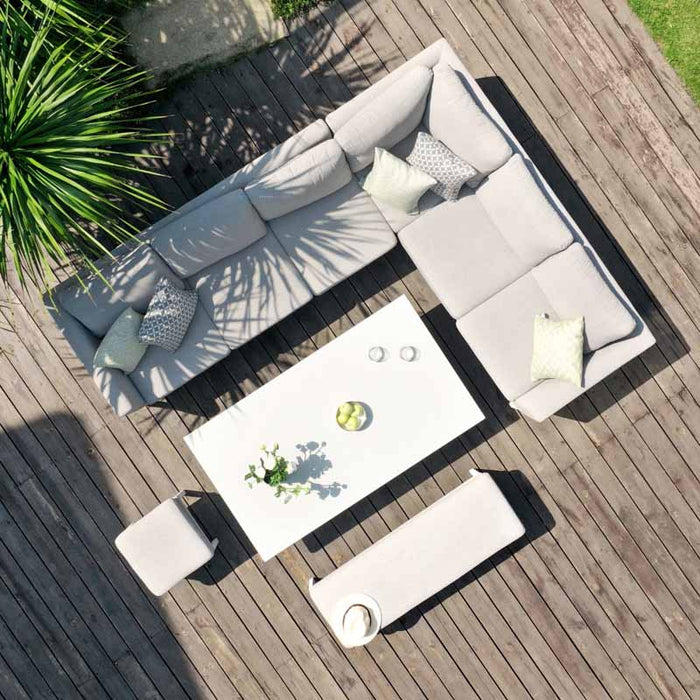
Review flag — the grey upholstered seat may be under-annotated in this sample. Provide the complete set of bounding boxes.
[269,179,397,295]
[189,233,313,350]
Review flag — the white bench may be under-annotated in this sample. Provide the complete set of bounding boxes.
[308,470,525,647]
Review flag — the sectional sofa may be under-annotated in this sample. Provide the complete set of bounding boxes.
[47,39,655,422]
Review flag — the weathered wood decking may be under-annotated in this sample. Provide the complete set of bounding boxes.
[2,0,700,697]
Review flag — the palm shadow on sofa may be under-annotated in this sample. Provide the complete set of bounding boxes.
[384,468,554,633]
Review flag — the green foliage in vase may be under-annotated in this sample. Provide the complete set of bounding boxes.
[244,443,311,500]
[0,3,163,291]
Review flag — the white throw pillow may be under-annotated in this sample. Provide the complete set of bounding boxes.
[530,314,584,387]
[362,148,436,215]
[93,308,147,374]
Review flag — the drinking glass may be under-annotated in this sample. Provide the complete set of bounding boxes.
[368,346,387,362]
[400,345,419,362]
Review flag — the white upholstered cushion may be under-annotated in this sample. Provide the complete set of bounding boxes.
[532,243,636,353]
[333,65,434,172]
[270,179,396,295]
[399,192,532,318]
[244,140,351,221]
[424,63,512,181]
[189,233,313,349]
[149,189,267,277]
[457,274,557,400]
[115,497,216,596]
[309,471,525,638]
[476,154,573,268]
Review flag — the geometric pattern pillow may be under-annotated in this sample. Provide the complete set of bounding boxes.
[406,131,478,201]
[530,314,584,387]
[138,278,198,353]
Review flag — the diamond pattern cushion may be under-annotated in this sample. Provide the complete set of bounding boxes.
[93,308,147,374]
[138,278,198,353]
[406,131,478,200]
[362,148,436,214]
[530,315,584,386]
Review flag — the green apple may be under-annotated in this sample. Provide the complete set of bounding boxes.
[351,403,365,418]
[338,402,354,416]
[345,416,360,431]
[336,412,349,426]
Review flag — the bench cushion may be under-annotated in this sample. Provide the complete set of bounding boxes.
[149,189,266,277]
[333,65,433,172]
[245,140,351,221]
[189,233,313,349]
[270,179,397,295]
[57,245,183,337]
[309,471,525,637]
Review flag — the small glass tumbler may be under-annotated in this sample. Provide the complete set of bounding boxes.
[400,345,419,362]
[368,346,387,362]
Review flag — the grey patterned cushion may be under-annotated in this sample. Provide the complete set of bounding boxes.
[406,131,478,201]
[138,278,198,353]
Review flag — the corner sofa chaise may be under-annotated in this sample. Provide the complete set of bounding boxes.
[47,39,655,422]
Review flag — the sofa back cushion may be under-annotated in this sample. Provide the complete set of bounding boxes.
[149,189,266,277]
[425,63,512,181]
[476,154,573,268]
[333,65,434,172]
[244,140,351,220]
[532,243,637,353]
[57,244,184,337]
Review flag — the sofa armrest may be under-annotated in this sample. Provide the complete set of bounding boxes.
[46,300,146,417]
[510,324,656,422]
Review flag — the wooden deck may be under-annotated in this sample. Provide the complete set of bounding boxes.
[2,0,700,696]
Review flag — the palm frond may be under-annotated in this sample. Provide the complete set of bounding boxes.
[0,2,165,292]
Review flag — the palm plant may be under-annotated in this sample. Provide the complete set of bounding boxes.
[0,4,164,291]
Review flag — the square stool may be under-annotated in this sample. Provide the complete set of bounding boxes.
[115,491,218,596]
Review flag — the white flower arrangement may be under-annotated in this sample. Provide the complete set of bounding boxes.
[244,443,311,499]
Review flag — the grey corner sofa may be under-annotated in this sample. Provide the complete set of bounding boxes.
[47,38,655,422]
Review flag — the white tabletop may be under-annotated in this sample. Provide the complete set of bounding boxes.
[184,295,484,561]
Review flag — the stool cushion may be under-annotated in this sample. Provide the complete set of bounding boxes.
[115,498,215,596]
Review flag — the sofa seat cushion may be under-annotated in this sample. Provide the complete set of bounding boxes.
[149,189,267,277]
[244,140,351,221]
[269,179,397,295]
[424,63,512,182]
[532,243,636,353]
[457,245,639,401]
[457,274,557,400]
[129,302,230,403]
[333,65,434,172]
[476,155,573,267]
[57,244,184,337]
[399,192,532,318]
[189,233,313,349]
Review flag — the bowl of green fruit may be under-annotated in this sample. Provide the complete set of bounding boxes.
[336,401,368,432]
